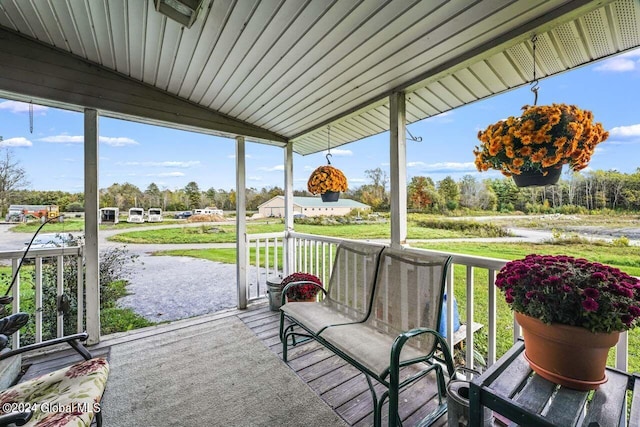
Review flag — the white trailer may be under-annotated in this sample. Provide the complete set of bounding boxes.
[100,207,119,224]
[127,207,144,223]
[147,208,163,222]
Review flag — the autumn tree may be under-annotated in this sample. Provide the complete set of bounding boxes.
[0,146,29,216]
[360,167,389,210]
[407,176,441,211]
[437,176,460,210]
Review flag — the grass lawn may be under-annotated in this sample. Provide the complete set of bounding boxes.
[109,218,507,244]
[11,218,187,233]
[413,241,640,373]
[157,239,640,372]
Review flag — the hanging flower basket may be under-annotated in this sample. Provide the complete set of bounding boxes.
[473,104,609,187]
[511,165,562,187]
[307,165,347,202]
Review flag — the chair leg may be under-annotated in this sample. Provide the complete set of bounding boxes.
[95,411,102,427]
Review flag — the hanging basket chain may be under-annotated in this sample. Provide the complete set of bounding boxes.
[29,101,34,133]
[326,125,332,165]
[530,35,539,106]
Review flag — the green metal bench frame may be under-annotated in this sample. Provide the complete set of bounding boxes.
[280,245,456,427]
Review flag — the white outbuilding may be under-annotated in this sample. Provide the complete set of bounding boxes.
[257,196,369,218]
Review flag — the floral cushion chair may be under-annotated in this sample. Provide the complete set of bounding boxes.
[0,313,109,427]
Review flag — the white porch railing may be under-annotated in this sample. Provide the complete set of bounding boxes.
[245,232,284,302]
[245,231,630,371]
[0,245,85,349]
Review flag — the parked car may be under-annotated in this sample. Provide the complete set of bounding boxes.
[25,233,78,250]
[174,211,193,219]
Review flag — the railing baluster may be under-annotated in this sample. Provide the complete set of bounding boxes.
[265,238,270,281]
[466,265,474,370]
[255,238,261,298]
[616,331,628,371]
[35,257,43,343]
[488,269,497,366]
[446,264,454,353]
[274,237,279,277]
[11,258,20,349]
[315,240,319,275]
[57,254,64,337]
[77,252,84,333]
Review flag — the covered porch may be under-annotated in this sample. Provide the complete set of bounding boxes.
[1,0,639,425]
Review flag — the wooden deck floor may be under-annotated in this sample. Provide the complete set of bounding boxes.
[18,303,448,426]
[237,304,448,427]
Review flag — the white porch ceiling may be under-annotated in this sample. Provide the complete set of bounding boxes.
[0,0,638,155]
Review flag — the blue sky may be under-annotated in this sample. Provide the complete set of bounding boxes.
[1,48,639,193]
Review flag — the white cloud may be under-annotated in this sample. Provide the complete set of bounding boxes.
[100,136,139,146]
[0,101,48,114]
[425,110,454,123]
[323,149,352,156]
[420,162,477,173]
[39,135,83,143]
[248,176,263,181]
[594,58,636,72]
[610,124,640,138]
[118,161,200,168]
[594,49,640,72]
[258,164,284,172]
[407,161,427,168]
[350,178,367,183]
[0,137,32,147]
[38,135,139,146]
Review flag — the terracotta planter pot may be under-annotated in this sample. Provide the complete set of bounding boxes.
[515,312,619,390]
[512,166,562,187]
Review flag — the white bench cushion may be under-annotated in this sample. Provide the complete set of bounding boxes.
[281,302,363,334]
[320,323,427,377]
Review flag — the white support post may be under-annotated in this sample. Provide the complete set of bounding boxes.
[236,136,248,309]
[389,92,407,248]
[84,108,100,345]
[284,143,294,276]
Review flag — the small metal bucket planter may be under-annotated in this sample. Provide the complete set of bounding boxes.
[447,367,492,427]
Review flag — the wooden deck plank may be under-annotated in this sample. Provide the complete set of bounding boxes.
[20,346,110,383]
[240,303,448,426]
[297,353,350,383]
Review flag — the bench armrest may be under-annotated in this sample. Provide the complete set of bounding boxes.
[280,281,327,305]
[0,332,93,361]
[392,328,456,378]
[0,411,32,426]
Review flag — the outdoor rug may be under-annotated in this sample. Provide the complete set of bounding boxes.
[101,316,347,427]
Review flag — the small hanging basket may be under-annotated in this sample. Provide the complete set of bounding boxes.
[307,165,347,200]
[512,166,562,188]
[320,191,340,202]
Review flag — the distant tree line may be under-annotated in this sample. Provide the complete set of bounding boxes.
[5,162,640,215]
